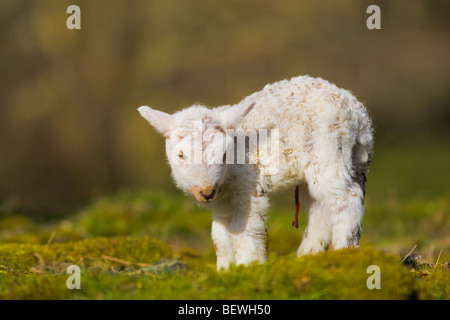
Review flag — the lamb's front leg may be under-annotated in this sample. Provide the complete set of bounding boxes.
[211,215,235,271]
[230,196,269,266]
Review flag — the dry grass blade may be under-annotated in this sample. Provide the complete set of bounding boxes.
[435,249,442,266]
[101,255,152,268]
[0,264,16,272]
[401,245,417,264]
[34,253,45,266]
[44,231,56,253]
[101,255,131,265]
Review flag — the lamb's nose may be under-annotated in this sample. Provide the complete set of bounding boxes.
[191,185,216,203]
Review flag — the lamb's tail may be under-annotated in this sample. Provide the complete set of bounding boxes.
[352,105,374,193]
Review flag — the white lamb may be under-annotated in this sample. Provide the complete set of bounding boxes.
[138,75,373,271]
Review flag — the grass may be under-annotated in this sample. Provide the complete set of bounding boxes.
[0,133,448,299]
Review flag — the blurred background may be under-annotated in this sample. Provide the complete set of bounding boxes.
[0,0,448,215]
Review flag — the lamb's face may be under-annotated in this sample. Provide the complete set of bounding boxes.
[165,118,230,203]
[138,101,255,203]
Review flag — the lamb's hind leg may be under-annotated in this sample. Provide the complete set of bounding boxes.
[297,183,332,256]
[304,165,365,251]
[299,138,365,252]
[330,182,365,249]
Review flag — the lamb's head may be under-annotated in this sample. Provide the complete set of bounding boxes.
[138,101,255,203]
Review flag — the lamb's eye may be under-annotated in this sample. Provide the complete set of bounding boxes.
[178,151,185,160]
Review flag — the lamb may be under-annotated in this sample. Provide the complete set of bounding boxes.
[138,75,374,271]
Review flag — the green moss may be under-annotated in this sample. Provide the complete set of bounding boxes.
[128,248,416,300]
[197,248,416,300]
[412,253,450,300]
[415,267,450,300]
[0,236,420,300]
[0,236,173,272]
[0,188,448,299]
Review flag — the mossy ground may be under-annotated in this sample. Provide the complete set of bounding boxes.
[0,136,449,299]
[0,235,434,300]
[0,191,448,300]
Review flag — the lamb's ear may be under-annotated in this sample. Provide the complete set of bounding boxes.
[138,106,173,137]
[220,101,256,129]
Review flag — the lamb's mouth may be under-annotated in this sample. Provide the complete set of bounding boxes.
[199,188,216,203]
[191,185,217,203]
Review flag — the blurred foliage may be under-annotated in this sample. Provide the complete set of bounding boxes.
[77,189,213,251]
[0,0,449,208]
